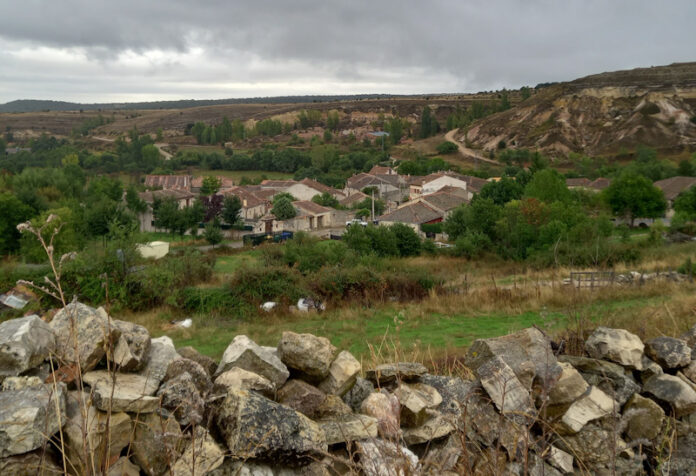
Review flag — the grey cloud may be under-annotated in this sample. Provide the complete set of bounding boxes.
[0,0,694,102]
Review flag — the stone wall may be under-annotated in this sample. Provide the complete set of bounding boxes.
[1,302,696,474]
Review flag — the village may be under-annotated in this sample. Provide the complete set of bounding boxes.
[136,166,696,243]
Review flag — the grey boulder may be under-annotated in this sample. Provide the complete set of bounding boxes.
[645,336,692,370]
[0,315,55,381]
[216,335,289,388]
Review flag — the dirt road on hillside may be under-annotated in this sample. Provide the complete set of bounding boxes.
[444,129,501,166]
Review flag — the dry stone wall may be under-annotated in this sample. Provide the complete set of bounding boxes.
[1,302,696,474]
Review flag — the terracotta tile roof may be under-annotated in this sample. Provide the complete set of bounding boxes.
[339,191,368,207]
[138,189,194,204]
[566,178,592,187]
[144,175,192,191]
[221,187,269,208]
[421,191,469,212]
[377,201,442,224]
[654,176,696,201]
[461,175,489,193]
[191,176,235,189]
[369,165,396,175]
[292,200,333,215]
[588,177,611,191]
[346,173,391,190]
[437,185,469,198]
[260,180,299,188]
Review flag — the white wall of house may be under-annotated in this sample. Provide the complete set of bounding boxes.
[420,176,468,197]
[285,184,323,201]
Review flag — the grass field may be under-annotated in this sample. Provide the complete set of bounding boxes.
[191,169,294,182]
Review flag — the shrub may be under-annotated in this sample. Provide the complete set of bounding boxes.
[230,266,305,303]
[436,141,458,154]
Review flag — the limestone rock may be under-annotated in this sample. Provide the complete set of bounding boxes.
[164,357,213,396]
[554,424,630,468]
[420,434,471,475]
[644,373,696,417]
[209,460,275,475]
[277,379,327,418]
[0,383,66,457]
[49,303,121,372]
[112,319,151,371]
[277,331,336,380]
[681,323,696,351]
[356,440,419,476]
[177,345,217,376]
[584,326,644,370]
[319,413,378,444]
[64,391,132,474]
[318,350,361,396]
[157,372,205,427]
[393,382,442,427]
[477,355,535,422]
[0,450,63,475]
[216,335,289,388]
[137,336,181,395]
[1,376,43,391]
[365,362,427,385]
[556,386,616,434]
[559,355,640,405]
[343,376,374,412]
[623,393,665,441]
[465,327,562,390]
[83,370,159,413]
[316,394,352,418]
[214,389,327,462]
[171,426,224,476]
[214,367,275,398]
[419,374,477,417]
[360,391,400,438]
[639,356,663,382]
[545,445,574,474]
[685,360,696,384]
[402,411,455,445]
[107,458,141,476]
[132,412,183,476]
[0,315,55,381]
[546,361,589,415]
[645,336,692,369]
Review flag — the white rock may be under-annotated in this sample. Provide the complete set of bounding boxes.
[558,386,616,434]
[585,327,644,370]
[216,335,289,387]
[318,350,361,396]
[0,315,55,380]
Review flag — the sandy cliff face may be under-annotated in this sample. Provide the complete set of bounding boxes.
[466,63,696,157]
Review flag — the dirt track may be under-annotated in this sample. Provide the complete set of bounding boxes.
[444,128,500,166]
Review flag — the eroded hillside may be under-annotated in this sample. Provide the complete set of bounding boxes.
[465,62,696,157]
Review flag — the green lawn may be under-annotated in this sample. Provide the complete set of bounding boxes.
[168,292,663,360]
[192,170,293,182]
[214,250,261,275]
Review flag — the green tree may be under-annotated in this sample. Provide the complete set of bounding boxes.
[678,159,695,177]
[386,116,404,144]
[391,223,422,256]
[200,176,222,196]
[436,141,458,154]
[311,192,339,208]
[478,177,523,205]
[222,195,242,226]
[673,186,696,220]
[272,192,297,204]
[603,172,667,226]
[524,169,571,203]
[444,198,501,240]
[125,186,147,214]
[327,110,340,131]
[204,219,224,246]
[0,193,33,254]
[520,86,531,100]
[271,197,297,220]
[420,106,439,138]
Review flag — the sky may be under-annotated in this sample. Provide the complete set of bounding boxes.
[0,0,694,104]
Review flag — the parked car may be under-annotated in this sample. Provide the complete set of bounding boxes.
[346,218,368,227]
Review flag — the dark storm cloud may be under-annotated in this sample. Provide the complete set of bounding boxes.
[0,0,694,102]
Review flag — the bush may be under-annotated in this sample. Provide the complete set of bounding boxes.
[230,266,305,303]
[174,287,252,317]
[436,141,458,154]
[454,231,491,258]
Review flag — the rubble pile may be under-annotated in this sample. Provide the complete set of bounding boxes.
[1,302,696,474]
